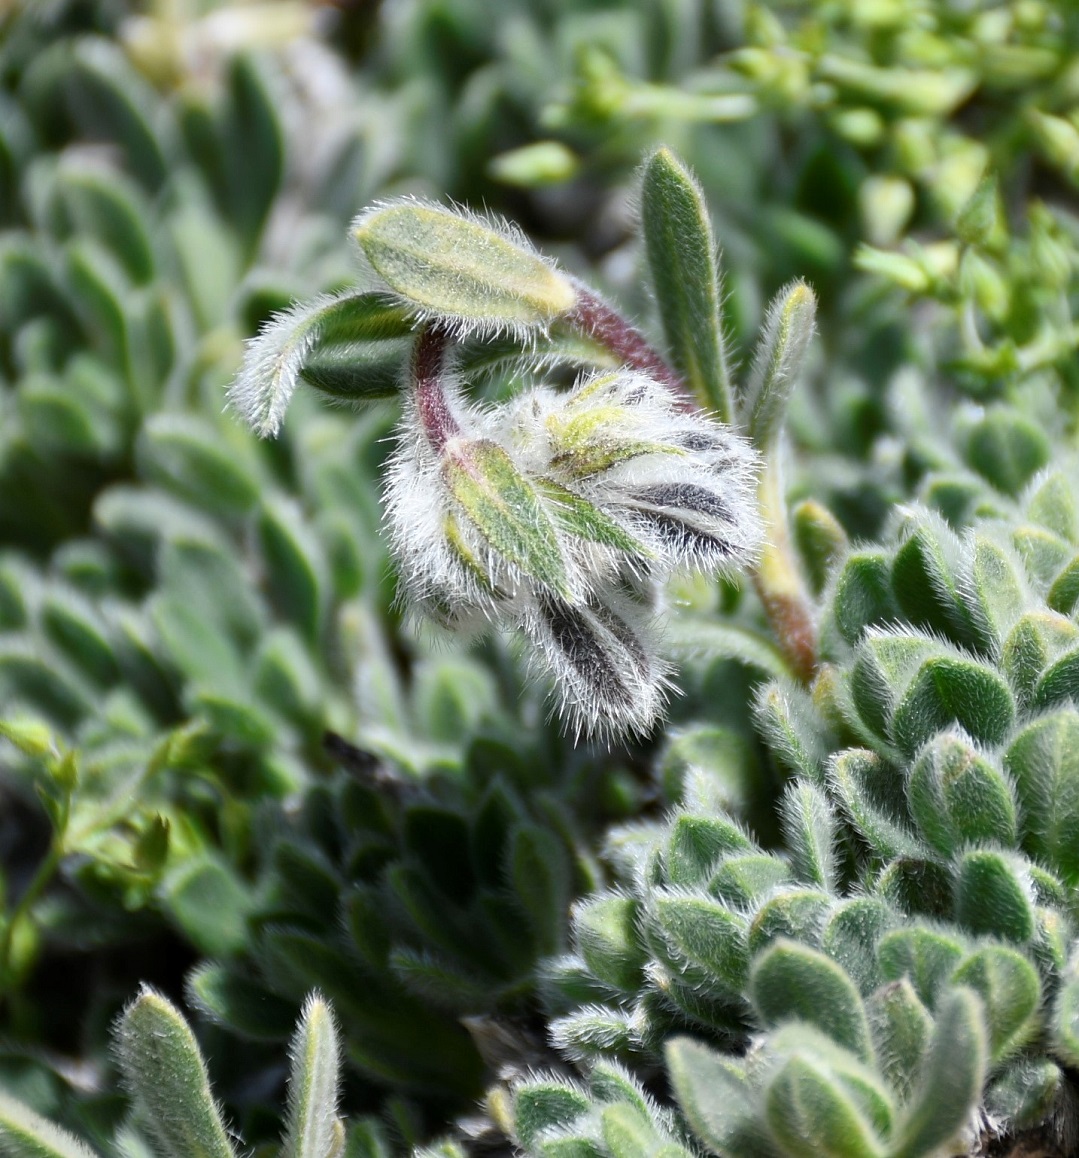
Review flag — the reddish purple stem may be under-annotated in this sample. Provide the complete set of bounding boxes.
[567,284,693,410]
[412,327,459,452]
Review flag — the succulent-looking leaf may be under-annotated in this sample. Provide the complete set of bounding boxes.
[764,1055,887,1158]
[751,941,873,1064]
[666,1038,756,1156]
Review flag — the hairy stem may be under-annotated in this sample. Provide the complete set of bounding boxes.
[412,326,459,452]
[567,285,693,407]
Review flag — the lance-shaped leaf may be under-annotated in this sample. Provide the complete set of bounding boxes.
[907,731,1017,857]
[535,479,653,559]
[229,292,413,437]
[573,894,646,993]
[666,1039,758,1156]
[353,201,577,335]
[444,440,568,597]
[0,1092,101,1158]
[779,780,837,891]
[951,946,1040,1062]
[115,987,236,1158]
[741,280,817,449]
[640,148,732,419]
[891,987,986,1158]
[283,995,342,1158]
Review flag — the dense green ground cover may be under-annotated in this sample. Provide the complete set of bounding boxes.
[2,2,1079,1156]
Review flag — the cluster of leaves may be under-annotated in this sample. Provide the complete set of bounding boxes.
[502,419,1079,1156]
[0,987,347,1158]
[0,3,654,1145]
[6,4,1079,1158]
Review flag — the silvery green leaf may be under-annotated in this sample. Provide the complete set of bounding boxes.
[891,988,986,1158]
[229,292,413,438]
[0,1092,101,1158]
[445,440,568,597]
[741,280,817,449]
[750,941,873,1065]
[283,995,342,1158]
[116,988,236,1158]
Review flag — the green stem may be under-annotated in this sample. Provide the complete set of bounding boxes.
[0,839,64,994]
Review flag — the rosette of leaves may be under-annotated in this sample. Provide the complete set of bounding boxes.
[0,986,348,1158]
[183,729,622,1139]
[504,438,1079,1156]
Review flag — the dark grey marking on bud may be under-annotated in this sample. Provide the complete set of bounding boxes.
[537,595,635,711]
[629,483,734,523]
[588,598,651,675]
[676,429,730,454]
[624,509,735,558]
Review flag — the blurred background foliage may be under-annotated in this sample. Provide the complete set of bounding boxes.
[1,0,1079,1155]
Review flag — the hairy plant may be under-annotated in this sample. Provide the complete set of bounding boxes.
[497,442,1079,1157]
[0,987,345,1158]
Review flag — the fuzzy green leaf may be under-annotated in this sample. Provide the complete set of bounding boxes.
[866,979,931,1104]
[353,202,576,330]
[954,850,1036,944]
[951,946,1040,1062]
[908,731,1017,857]
[514,1083,591,1150]
[574,895,646,993]
[891,988,986,1158]
[116,988,235,1158]
[986,1058,1062,1131]
[229,293,412,438]
[640,148,731,419]
[764,1055,886,1158]
[780,781,837,891]
[751,941,872,1064]
[652,893,749,995]
[283,995,341,1158]
[666,1038,756,1156]
[446,441,568,596]
[743,281,817,449]
[877,928,965,1011]
[0,1092,101,1158]
[832,552,902,648]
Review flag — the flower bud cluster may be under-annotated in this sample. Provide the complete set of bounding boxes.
[384,345,762,739]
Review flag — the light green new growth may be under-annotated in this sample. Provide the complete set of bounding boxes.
[640,148,733,421]
[352,201,577,334]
